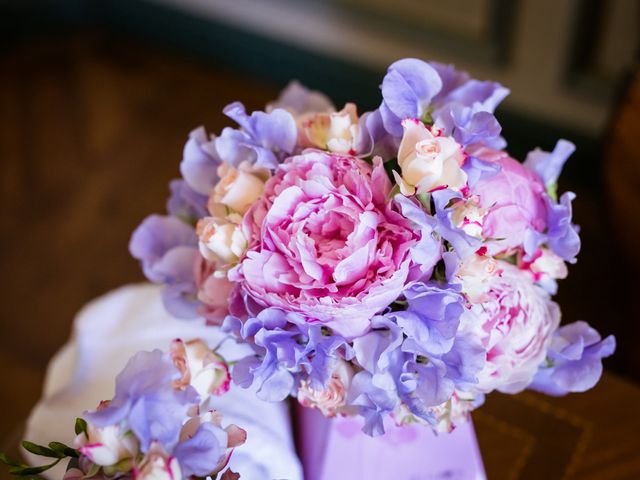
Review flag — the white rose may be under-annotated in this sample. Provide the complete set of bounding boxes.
[395,119,467,195]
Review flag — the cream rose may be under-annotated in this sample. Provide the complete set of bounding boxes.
[395,119,467,195]
[196,214,247,266]
[211,161,269,215]
[298,103,360,154]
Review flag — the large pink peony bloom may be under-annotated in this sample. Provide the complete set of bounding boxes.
[470,147,547,254]
[235,150,416,338]
[462,263,560,394]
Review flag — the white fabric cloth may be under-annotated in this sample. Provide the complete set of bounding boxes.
[24,283,303,480]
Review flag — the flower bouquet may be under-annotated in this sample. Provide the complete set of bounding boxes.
[2,339,246,479]
[26,57,612,479]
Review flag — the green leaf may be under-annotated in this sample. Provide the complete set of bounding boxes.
[547,182,558,202]
[21,441,63,459]
[74,418,88,437]
[8,459,60,476]
[0,452,25,467]
[48,442,78,458]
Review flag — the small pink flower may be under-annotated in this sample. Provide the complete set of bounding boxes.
[395,119,467,195]
[297,361,355,417]
[194,258,235,326]
[170,339,231,398]
[520,247,568,282]
[461,263,560,393]
[74,404,138,467]
[134,443,182,480]
[449,195,487,238]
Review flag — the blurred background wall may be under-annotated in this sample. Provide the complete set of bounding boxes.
[1,0,638,446]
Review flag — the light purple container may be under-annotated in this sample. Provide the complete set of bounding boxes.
[296,406,486,480]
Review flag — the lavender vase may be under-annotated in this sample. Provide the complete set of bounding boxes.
[296,406,486,480]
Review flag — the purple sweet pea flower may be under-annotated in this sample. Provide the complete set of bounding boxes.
[545,192,581,262]
[215,102,297,170]
[180,126,221,196]
[391,282,464,356]
[394,195,442,280]
[166,179,209,221]
[379,59,443,137]
[84,350,198,452]
[231,308,303,402]
[524,191,581,263]
[524,139,575,188]
[431,62,508,113]
[129,215,201,318]
[529,321,615,395]
[267,80,334,115]
[173,422,227,477]
[378,59,508,148]
[432,189,483,259]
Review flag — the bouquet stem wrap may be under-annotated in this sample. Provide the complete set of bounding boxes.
[295,404,486,480]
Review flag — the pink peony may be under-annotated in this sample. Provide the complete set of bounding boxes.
[462,263,560,393]
[469,147,547,254]
[235,150,416,338]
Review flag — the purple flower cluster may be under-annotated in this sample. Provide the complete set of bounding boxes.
[130,58,614,436]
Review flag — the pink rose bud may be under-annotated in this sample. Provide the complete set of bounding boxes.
[212,161,269,215]
[395,119,467,195]
[170,339,231,398]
